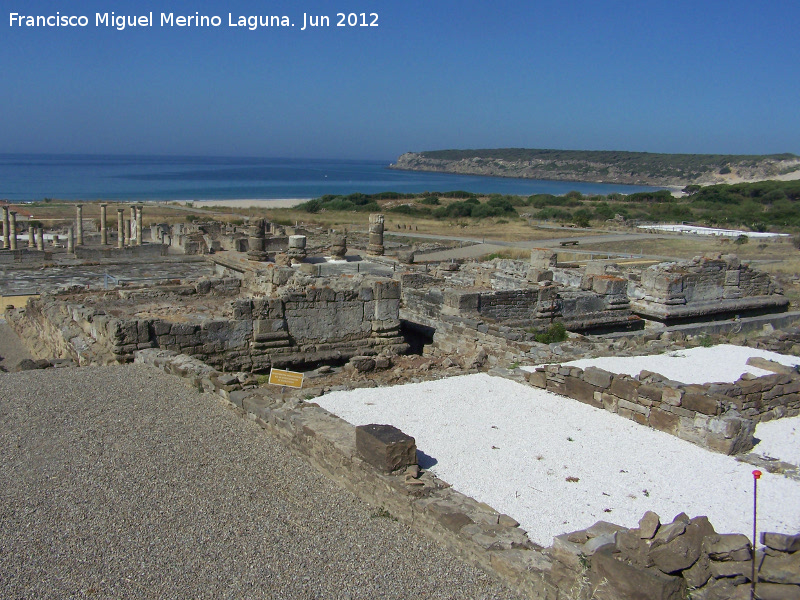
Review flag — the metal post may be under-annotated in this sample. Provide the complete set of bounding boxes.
[751,469,761,600]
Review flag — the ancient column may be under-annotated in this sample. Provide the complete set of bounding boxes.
[367,213,385,256]
[135,205,143,246]
[330,234,347,259]
[67,226,74,253]
[100,204,108,245]
[9,211,18,250]
[130,206,137,245]
[2,206,9,249]
[287,235,307,264]
[117,208,124,248]
[36,227,44,251]
[27,224,35,248]
[75,204,84,246]
[126,219,132,247]
[247,218,267,261]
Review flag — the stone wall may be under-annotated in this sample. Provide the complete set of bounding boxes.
[134,348,800,600]
[526,362,800,455]
[632,255,789,322]
[8,277,407,372]
[74,244,168,260]
[0,249,53,264]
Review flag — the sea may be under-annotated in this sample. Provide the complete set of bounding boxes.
[0,154,660,203]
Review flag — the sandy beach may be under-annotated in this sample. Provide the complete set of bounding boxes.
[176,198,310,209]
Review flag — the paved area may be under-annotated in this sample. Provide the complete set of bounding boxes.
[0,257,214,296]
[0,364,523,600]
[0,320,33,372]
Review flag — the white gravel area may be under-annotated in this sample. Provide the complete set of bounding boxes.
[522,344,800,385]
[754,416,800,466]
[316,374,800,547]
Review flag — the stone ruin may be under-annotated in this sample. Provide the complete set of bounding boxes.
[4,206,800,600]
[8,268,407,373]
[630,254,789,322]
[134,348,800,600]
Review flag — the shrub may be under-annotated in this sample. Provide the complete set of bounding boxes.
[534,322,568,344]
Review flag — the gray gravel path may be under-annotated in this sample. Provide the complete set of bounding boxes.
[0,320,33,372]
[0,365,523,600]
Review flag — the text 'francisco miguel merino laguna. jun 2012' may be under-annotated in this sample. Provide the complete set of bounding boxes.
[8,11,380,31]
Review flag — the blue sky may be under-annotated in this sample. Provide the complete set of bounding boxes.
[3,0,799,159]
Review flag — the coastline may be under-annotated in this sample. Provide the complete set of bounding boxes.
[171,198,309,209]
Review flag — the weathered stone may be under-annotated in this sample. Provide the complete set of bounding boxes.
[700,578,736,600]
[661,387,682,406]
[578,522,620,541]
[610,376,639,401]
[709,559,751,579]
[651,520,686,547]
[616,529,654,569]
[355,424,416,473]
[527,369,546,388]
[649,517,714,574]
[583,366,613,388]
[552,534,584,570]
[435,511,474,533]
[704,534,752,562]
[591,547,686,600]
[583,532,616,555]
[349,356,376,372]
[649,408,681,435]
[565,376,600,405]
[639,511,661,540]
[682,553,711,589]
[638,384,663,403]
[752,583,800,600]
[682,392,719,416]
[461,523,533,551]
[746,356,797,375]
[760,551,800,584]
[762,532,800,553]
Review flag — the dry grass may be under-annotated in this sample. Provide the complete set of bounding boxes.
[577,235,795,261]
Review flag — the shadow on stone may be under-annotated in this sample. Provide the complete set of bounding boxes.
[417,449,438,469]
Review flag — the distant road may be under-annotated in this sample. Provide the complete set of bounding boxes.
[389,230,670,261]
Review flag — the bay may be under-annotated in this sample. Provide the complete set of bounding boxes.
[0,154,660,202]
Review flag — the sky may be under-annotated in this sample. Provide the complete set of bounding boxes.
[2,0,799,160]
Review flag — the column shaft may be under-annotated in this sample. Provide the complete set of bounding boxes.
[9,212,18,250]
[2,206,9,249]
[117,209,124,248]
[76,205,84,246]
[135,205,143,246]
[100,204,108,245]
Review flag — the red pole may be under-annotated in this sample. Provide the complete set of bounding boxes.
[751,470,761,600]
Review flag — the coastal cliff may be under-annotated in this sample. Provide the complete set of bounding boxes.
[390,149,800,187]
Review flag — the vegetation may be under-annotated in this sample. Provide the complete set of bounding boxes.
[534,322,568,344]
[412,148,798,184]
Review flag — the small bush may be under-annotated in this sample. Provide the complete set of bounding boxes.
[534,322,568,344]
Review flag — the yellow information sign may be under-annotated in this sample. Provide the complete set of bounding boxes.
[268,368,304,389]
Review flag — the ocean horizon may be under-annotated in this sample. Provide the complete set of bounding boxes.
[0,153,661,203]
